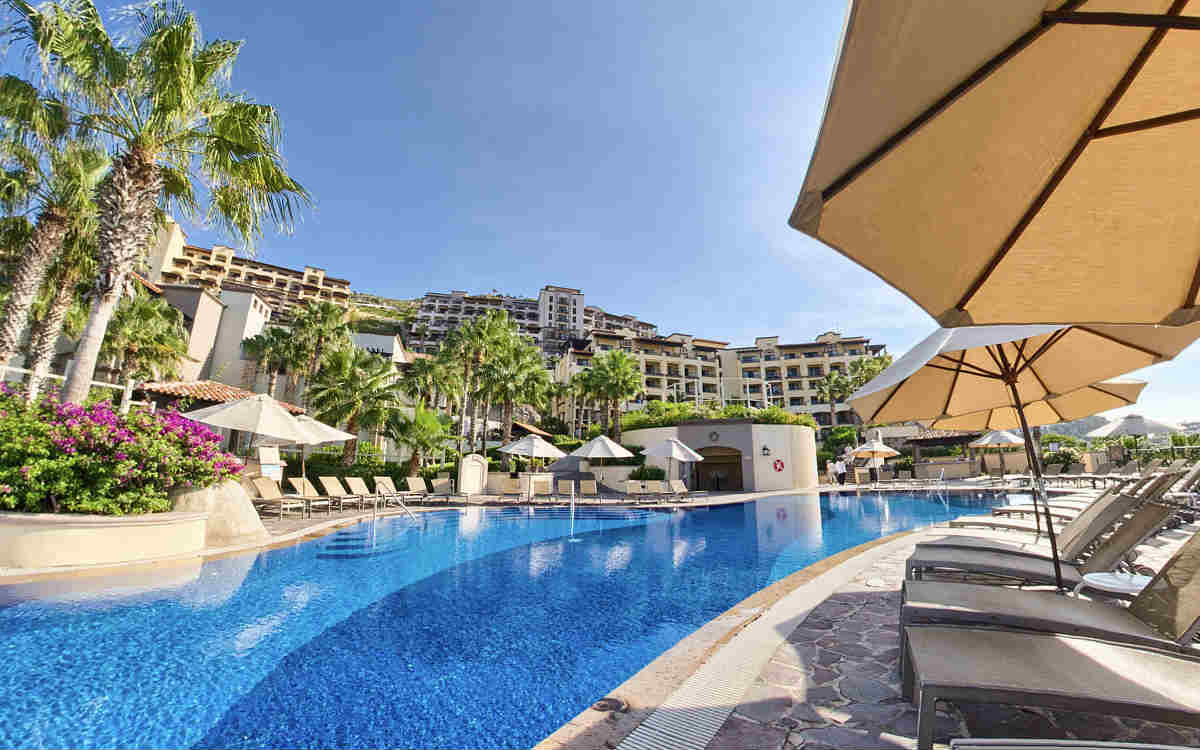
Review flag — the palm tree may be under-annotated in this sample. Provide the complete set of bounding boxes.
[291,300,351,404]
[400,355,439,407]
[0,112,107,369]
[384,403,452,476]
[591,350,642,443]
[482,338,549,469]
[98,291,191,382]
[25,229,95,401]
[5,1,311,404]
[308,348,403,465]
[242,327,294,398]
[815,370,853,439]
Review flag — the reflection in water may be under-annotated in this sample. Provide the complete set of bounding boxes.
[528,541,564,578]
[233,583,318,655]
[605,543,632,572]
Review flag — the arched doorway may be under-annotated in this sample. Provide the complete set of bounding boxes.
[696,446,743,491]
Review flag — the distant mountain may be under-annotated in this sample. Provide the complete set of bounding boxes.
[1041,416,1108,438]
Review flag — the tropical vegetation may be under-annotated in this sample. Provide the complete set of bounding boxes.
[0,382,241,514]
[621,399,818,432]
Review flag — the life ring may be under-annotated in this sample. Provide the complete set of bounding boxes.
[773,459,785,472]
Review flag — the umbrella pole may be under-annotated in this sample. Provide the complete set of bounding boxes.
[1008,383,1065,592]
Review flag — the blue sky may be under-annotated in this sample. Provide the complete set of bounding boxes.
[117,1,1200,422]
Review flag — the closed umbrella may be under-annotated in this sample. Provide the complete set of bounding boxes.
[968,430,1025,475]
[930,380,1147,431]
[791,1,1200,327]
[642,437,704,484]
[849,323,1200,591]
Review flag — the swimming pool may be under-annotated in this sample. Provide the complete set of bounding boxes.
[0,490,1019,749]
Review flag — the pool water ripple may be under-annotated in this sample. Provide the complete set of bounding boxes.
[0,491,1019,748]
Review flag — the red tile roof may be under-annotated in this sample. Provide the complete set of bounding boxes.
[511,419,551,437]
[137,380,305,414]
[131,272,163,295]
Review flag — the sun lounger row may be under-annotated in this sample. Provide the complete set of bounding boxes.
[894,466,1200,748]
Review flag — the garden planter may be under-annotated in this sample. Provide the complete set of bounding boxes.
[170,480,269,548]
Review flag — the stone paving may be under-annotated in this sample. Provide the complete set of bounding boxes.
[707,530,1200,750]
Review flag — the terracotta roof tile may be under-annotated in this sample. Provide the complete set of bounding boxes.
[137,380,305,414]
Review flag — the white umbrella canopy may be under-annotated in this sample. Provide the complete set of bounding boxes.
[930,380,1147,431]
[570,435,635,460]
[498,434,567,459]
[641,438,704,462]
[1087,414,1182,438]
[968,430,1025,449]
[182,394,309,444]
[791,1,1200,327]
[295,415,356,444]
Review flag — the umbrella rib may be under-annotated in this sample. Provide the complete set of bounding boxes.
[1088,384,1135,405]
[941,351,967,417]
[923,362,1000,379]
[954,0,1187,314]
[819,0,1086,203]
[932,354,1000,379]
[1094,106,1200,139]
[1044,10,1200,29]
[1014,329,1070,376]
[1074,325,1169,360]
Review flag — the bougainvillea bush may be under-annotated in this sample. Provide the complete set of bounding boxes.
[0,384,242,515]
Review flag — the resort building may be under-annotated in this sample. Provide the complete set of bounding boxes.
[718,332,887,438]
[408,284,658,358]
[145,220,353,323]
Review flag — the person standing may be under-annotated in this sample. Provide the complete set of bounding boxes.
[835,458,847,485]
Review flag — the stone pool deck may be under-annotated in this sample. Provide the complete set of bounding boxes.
[541,511,1200,750]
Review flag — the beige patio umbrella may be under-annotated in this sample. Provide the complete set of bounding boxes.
[252,414,357,478]
[968,430,1025,475]
[849,323,1200,590]
[851,438,899,481]
[791,1,1200,327]
[1087,413,1182,438]
[929,380,1148,431]
[182,394,309,444]
[570,435,635,463]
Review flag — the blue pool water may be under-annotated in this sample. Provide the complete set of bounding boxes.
[0,490,1019,749]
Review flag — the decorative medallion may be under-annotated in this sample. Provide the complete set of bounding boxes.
[708,431,719,442]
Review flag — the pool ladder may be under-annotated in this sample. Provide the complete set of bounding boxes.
[373,492,418,522]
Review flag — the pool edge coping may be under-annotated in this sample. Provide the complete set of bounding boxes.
[533,525,925,750]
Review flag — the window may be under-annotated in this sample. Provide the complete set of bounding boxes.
[742,369,757,379]
[789,397,804,406]
[788,382,802,391]
[786,367,799,378]
[784,353,797,359]
[811,396,826,405]
[808,366,824,377]
[748,384,762,393]
[599,344,612,351]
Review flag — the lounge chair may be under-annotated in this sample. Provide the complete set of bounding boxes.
[430,477,454,499]
[500,477,523,503]
[556,479,575,500]
[668,479,705,500]
[286,477,331,516]
[318,476,365,511]
[624,480,648,499]
[1055,462,1085,487]
[579,479,603,504]
[950,740,1197,750]
[906,499,1178,589]
[530,478,554,503]
[343,476,385,509]
[1139,458,1163,476]
[404,476,429,500]
[643,480,669,498]
[902,625,1200,750]
[897,469,913,484]
[901,527,1200,683]
[250,477,307,519]
[373,476,402,502]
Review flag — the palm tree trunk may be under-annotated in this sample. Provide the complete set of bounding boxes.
[457,366,471,454]
[268,370,280,398]
[25,278,74,403]
[568,391,576,437]
[612,399,622,443]
[0,213,69,369]
[63,151,162,404]
[478,395,492,454]
[405,445,421,476]
[342,414,359,466]
[501,400,514,471]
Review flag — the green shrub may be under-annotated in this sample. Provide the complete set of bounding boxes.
[822,425,858,456]
[629,465,665,480]
[620,402,817,430]
[1043,447,1081,466]
[540,416,569,434]
[0,385,242,515]
[585,423,605,439]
